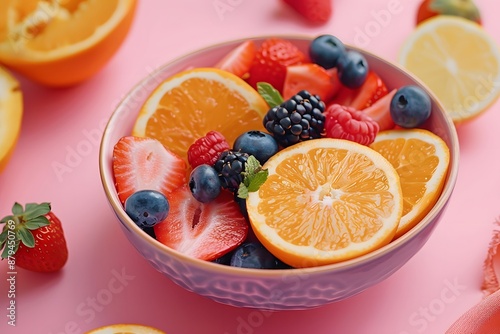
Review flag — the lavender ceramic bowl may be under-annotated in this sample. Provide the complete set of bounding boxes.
[99,35,459,310]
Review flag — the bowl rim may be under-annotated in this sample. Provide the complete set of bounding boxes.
[99,33,460,277]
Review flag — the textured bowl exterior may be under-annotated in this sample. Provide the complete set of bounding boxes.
[99,35,459,310]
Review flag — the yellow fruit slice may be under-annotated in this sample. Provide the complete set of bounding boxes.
[85,324,165,334]
[0,0,137,86]
[398,16,500,124]
[370,129,450,239]
[0,65,22,173]
[247,138,403,268]
[132,67,269,164]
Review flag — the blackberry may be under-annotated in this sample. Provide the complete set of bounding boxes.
[263,90,325,147]
[214,150,249,192]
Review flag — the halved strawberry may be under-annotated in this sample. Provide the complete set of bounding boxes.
[282,63,340,103]
[154,185,248,261]
[329,71,388,110]
[247,38,306,93]
[362,89,397,131]
[214,40,256,78]
[112,136,187,204]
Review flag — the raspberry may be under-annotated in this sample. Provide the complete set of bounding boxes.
[187,131,230,168]
[324,104,379,146]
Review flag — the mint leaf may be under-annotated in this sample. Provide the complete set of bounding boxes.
[245,156,261,175]
[237,183,249,199]
[257,82,283,108]
[247,170,269,192]
[238,155,269,199]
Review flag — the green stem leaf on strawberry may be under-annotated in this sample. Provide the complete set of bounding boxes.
[0,202,68,272]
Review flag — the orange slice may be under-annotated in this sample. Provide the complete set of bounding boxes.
[132,67,269,164]
[86,324,165,334]
[247,138,403,268]
[0,0,137,86]
[370,129,450,238]
[0,65,22,173]
[398,16,500,123]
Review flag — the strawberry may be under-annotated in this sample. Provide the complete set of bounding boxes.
[214,40,257,78]
[0,203,68,272]
[154,185,248,261]
[112,136,187,204]
[282,63,340,103]
[329,71,388,110]
[416,0,481,25]
[282,0,333,24]
[247,38,306,93]
[362,89,397,131]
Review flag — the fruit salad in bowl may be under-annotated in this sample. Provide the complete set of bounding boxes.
[99,34,459,310]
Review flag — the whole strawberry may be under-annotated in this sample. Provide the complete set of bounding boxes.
[0,202,68,273]
[282,0,332,24]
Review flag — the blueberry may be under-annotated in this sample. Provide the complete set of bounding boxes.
[337,50,369,89]
[390,85,432,128]
[308,34,346,69]
[230,242,281,269]
[212,251,234,266]
[189,164,221,203]
[233,192,249,221]
[124,190,169,229]
[233,130,279,164]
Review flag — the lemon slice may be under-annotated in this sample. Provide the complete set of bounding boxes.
[0,65,22,172]
[398,15,500,123]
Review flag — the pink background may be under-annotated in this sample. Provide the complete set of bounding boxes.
[1,0,500,333]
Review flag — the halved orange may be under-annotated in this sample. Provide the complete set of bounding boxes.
[0,65,22,173]
[0,0,137,86]
[247,138,403,268]
[370,129,450,238]
[132,67,269,164]
[86,324,165,334]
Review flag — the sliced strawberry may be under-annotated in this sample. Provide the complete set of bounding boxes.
[214,40,256,78]
[154,185,248,261]
[247,38,306,93]
[112,136,187,204]
[330,71,388,110]
[282,63,340,103]
[282,0,333,24]
[362,89,397,131]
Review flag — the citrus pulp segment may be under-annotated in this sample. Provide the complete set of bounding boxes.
[0,66,22,172]
[370,129,450,238]
[246,138,403,268]
[132,67,269,164]
[0,0,137,86]
[398,16,500,123]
